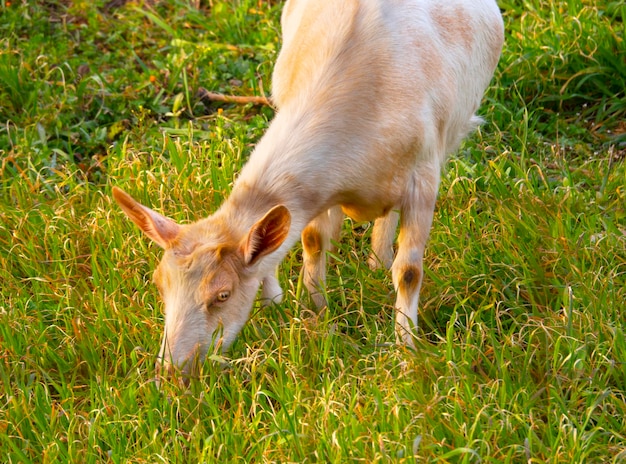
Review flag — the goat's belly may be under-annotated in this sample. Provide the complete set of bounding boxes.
[340,202,394,223]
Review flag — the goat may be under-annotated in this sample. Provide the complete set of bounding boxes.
[113,0,504,378]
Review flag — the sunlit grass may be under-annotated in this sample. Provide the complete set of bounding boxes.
[1,0,625,462]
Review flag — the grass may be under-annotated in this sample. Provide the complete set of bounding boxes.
[1,0,625,462]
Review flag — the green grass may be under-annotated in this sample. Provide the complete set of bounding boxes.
[1,0,625,462]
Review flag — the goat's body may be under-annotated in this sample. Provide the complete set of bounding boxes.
[227,0,504,337]
[113,0,504,375]
[231,0,502,243]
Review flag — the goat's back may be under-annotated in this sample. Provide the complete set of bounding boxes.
[271,0,504,162]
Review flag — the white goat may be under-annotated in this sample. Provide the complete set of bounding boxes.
[113,0,504,378]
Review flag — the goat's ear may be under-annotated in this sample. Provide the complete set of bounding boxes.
[242,205,291,266]
[112,187,181,249]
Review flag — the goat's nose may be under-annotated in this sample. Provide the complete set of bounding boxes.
[155,357,174,383]
[155,357,194,387]
[155,359,170,374]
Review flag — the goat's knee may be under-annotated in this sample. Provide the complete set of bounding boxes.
[302,225,322,258]
[392,261,423,347]
[398,264,422,295]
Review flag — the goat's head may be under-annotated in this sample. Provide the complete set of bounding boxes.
[112,187,290,381]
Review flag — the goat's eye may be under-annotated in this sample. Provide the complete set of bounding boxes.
[216,290,231,303]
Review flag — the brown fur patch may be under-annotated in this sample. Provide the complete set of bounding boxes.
[414,39,444,84]
[432,5,474,50]
[302,226,322,255]
[398,265,422,295]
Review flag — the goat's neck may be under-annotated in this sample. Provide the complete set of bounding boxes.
[218,109,330,265]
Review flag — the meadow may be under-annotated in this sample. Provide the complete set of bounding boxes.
[1,0,625,462]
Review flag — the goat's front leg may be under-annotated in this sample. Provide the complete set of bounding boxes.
[392,169,440,347]
[261,274,283,306]
[301,206,343,308]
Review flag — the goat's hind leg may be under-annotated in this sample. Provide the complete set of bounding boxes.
[368,210,399,270]
[301,206,343,308]
[392,168,440,348]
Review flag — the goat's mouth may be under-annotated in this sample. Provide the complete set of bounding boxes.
[155,359,191,388]
[155,344,208,387]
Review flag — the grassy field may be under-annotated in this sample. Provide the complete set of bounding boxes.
[1,0,625,462]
